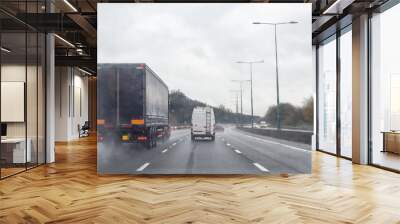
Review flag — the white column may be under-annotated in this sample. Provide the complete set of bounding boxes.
[352,14,369,164]
[45,0,56,163]
[46,33,55,163]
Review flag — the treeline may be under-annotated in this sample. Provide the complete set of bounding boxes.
[169,90,255,125]
[263,97,313,130]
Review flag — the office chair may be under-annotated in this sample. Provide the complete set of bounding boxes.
[79,121,90,138]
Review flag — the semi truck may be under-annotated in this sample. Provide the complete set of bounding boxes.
[191,106,215,141]
[97,63,170,148]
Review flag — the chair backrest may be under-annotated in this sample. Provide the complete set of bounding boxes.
[82,121,90,129]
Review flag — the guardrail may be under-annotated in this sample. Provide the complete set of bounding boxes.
[237,127,313,145]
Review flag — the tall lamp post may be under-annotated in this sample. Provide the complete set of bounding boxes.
[236,60,264,128]
[253,21,298,130]
[231,79,250,126]
[230,90,241,125]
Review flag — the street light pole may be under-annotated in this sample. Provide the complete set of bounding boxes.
[230,90,240,125]
[236,60,264,128]
[252,21,298,130]
[273,24,281,130]
[232,80,250,126]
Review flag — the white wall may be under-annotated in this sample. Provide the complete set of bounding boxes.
[55,67,69,141]
[55,67,89,141]
[1,63,46,164]
[1,65,26,138]
[1,65,39,137]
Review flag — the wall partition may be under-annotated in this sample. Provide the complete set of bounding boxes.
[0,3,46,179]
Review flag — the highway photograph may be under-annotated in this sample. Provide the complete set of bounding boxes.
[97,3,313,174]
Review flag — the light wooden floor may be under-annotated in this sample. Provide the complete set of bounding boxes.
[1,136,400,224]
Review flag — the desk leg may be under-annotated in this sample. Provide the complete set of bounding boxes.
[382,133,386,153]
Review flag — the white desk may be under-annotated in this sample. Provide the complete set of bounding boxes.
[1,138,31,163]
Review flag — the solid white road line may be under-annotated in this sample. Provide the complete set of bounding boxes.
[234,132,308,152]
[136,162,150,172]
[253,163,269,172]
[162,149,168,153]
[234,149,242,154]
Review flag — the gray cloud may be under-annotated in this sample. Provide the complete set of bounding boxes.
[98,3,313,116]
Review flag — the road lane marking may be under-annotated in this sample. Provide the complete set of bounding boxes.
[253,163,269,172]
[234,150,242,154]
[172,142,177,146]
[162,149,168,153]
[226,143,231,146]
[233,132,309,152]
[136,162,150,172]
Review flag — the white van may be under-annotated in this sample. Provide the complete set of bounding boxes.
[191,107,215,141]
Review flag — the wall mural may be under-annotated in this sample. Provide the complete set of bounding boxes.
[97,3,313,174]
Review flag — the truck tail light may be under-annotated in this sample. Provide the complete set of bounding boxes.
[137,136,147,141]
[122,135,129,141]
[131,119,144,125]
[136,64,145,69]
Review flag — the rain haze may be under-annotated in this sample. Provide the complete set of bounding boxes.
[98,3,312,116]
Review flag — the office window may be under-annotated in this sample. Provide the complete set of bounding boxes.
[318,36,337,154]
[339,28,352,158]
[371,3,400,171]
[1,31,28,177]
[0,3,46,179]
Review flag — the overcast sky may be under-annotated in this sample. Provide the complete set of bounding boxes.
[98,3,313,116]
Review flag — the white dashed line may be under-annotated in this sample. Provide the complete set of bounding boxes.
[172,142,177,146]
[226,143,231,146]
[234,149,242,154]
[253,163,269,172]
[162,149,168,153]
[136,162,150,172]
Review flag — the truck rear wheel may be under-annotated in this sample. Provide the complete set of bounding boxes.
[153,136,157,147]
[146,138,152,149]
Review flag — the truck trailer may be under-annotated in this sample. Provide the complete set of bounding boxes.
[97,63,170,148]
